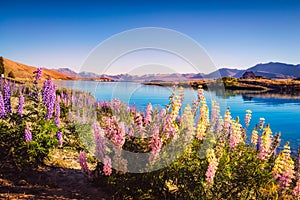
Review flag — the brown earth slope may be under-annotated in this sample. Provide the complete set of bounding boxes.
[2,57,74,81]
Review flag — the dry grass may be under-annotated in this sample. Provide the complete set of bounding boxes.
[2,57,74,81]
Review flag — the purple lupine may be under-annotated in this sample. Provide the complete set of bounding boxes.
[18,93,24,117]
[0,93,5,118]
[54,96,61,127]
[3,82,11,114]
[24,126,32,142]
[79,151,90,175]
[42,78,56,120]
[33,67,42,82]
[94,121,106,161]
[57,131,63,147]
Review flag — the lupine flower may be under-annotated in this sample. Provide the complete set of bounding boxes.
[57,131,63,147]
[79,151,90,175]
[224,107,232,131]
[42,78,56,120]
[150,126,163,163]
[205,149,218,187]
[0,93,5,118]
[24,126,32,142]
[272,143,295,191]
[270,133,281,157]
[68,109,74,122]
[163,115,177,138]
[229,118,243,149]
[134,113,144,132]
[17,93,24,117]
[94,121,106,161]
[3,82,11,114]
[200,101,209,126]
[170,96,182,121]
[196,118,206,140]
[33,67,42,82]
[211,100,220,123]
[145,103,152,124]
[54,96,61,127]
[293,179,300,197]
[259,117,265,130]
[251,126,259,146]
[112,98,121,112]
[158,108,166,122]
[197,86,204,100]
[103,156,112,176]
[244,110,252,127]
[258,125,272,160]
[114,122,126,147]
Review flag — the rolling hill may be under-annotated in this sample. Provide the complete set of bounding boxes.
[0,57,74,81]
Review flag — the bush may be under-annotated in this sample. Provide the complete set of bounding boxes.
[7,71,15,79]
[81,87,300,199]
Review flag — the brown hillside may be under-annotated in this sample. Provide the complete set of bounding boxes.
[1,57,74,81]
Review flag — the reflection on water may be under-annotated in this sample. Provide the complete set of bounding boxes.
[212,89,300,105]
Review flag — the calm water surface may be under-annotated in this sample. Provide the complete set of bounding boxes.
[55,80,300,153]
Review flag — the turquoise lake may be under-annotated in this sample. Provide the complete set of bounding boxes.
[55,80,300,154]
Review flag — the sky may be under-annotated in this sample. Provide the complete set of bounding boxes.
[0,0,300,74]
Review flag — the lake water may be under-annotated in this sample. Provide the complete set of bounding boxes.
[55,80,300,154]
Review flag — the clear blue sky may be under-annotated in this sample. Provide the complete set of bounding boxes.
[0,0,300,73]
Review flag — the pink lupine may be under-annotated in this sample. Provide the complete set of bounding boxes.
[145,103,152,124]
[114,122,126,147]
[79,151,90,175]
[272,143,295,191]
[103,156,112,176]
[163,115,177,138]
[229,118,243,149]
[205,149,218,187]
[293,179,300,197]
[244,110,252,127]
[150,126,163,163]
[134,113,144,131]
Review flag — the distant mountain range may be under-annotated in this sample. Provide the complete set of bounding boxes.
[1,56,299,81]
[54,62,300,81]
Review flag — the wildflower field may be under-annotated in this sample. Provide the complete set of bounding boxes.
[1,69,300,199]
